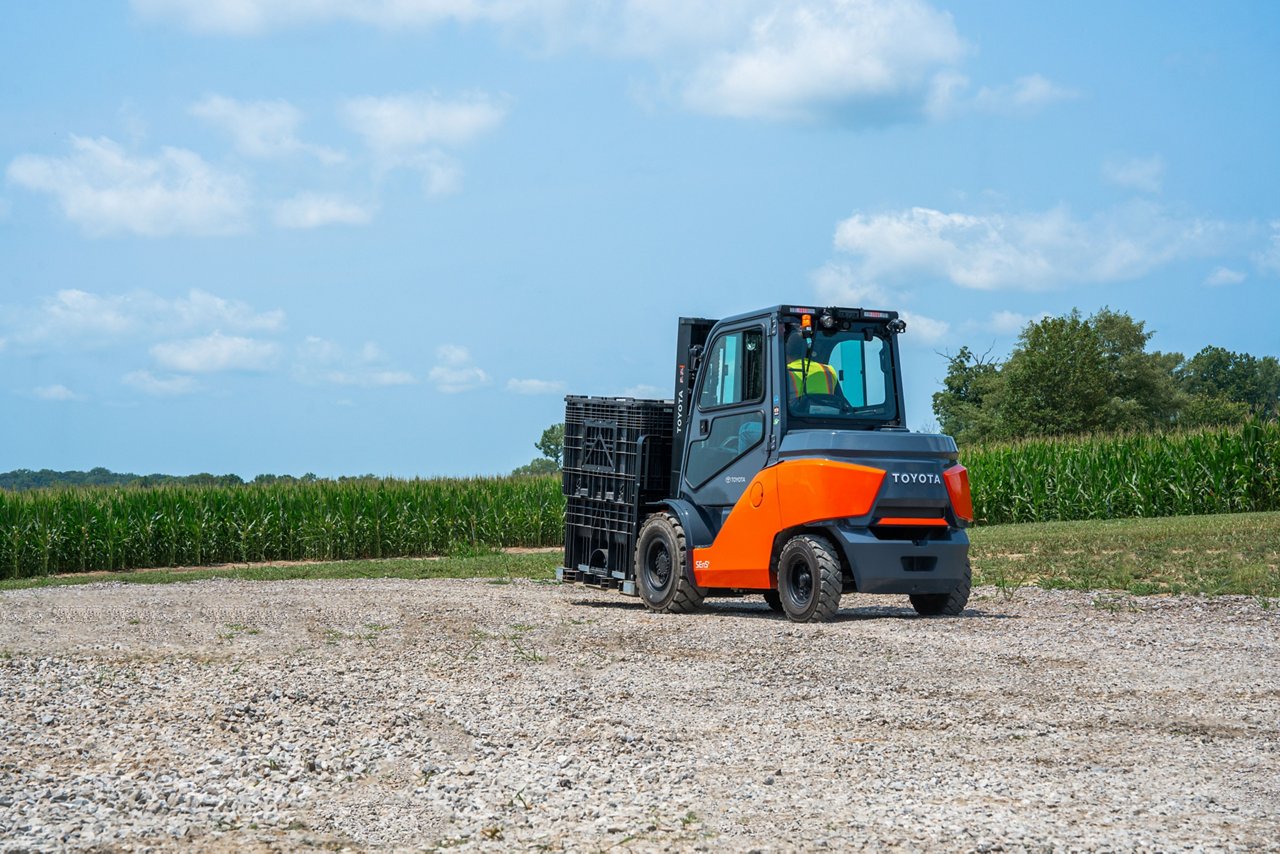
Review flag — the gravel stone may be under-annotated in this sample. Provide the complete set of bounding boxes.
[0,577,1277,851]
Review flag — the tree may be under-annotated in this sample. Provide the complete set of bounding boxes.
[1091,308,1183,431]
[931,346,1005,444]
[928,307,1269,444]
[1178,346,1280,420]
[534,423,565,467]
[511,423,565,477]
[995,310,1110,438]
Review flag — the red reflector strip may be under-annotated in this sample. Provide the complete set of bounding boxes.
[874,517,948,527]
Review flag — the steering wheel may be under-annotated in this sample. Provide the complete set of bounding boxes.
[792,393,856,415]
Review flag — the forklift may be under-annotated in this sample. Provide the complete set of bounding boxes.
[557,304,973,623]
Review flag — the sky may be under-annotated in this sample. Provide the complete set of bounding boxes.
[2,1,1278,479]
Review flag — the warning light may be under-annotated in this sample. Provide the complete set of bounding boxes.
[801,314,812,329]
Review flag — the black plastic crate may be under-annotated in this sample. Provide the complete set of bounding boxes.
[561,396,675,585]
[562,396,674,507]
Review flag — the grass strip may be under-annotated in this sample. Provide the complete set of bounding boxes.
[970,510,1280,597]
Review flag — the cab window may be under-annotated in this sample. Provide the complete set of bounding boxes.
[698,328,764,410]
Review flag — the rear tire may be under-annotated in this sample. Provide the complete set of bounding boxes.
[909,561,972,616]
[776,535,842,623]
[635,513,704,614]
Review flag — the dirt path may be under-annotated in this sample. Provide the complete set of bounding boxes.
[1,579,1276,851]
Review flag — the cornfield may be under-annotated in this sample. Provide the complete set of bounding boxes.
[0,476,564,579]
[3,422,1277,579]
[963,420,1280,525]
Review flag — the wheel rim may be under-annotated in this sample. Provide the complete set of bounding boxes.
[645,539,672,592]
[786,556,813,606]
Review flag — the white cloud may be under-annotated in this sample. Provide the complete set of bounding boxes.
[507,378,567,395]
[33,384,81,401]
[5,288,283,348]
[1104,155,1165,194]
[1255,221,1280,275]
[681,1,967,121]
[1204,266,1246,287]
[341,94,508,153]
[190,95,343,163]
[428,344,490,393]
[151,332,279,373]
[898,311,949,344]
[832,202,1234,291]
[6,135,248,236]
[411,152,464,197]
[122,370,198,396]
[132,0,522,35]
[294,336,415,387]
[620,383,666,399]
[136,2,1075,128]
[273,193,374,228]
[812,262,890,306]
[972,74,1078,115]
[987,310,1049,336]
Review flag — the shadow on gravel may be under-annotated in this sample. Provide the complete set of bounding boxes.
[569,597,1017,621]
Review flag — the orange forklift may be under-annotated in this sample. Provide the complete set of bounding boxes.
[557,304,973,622]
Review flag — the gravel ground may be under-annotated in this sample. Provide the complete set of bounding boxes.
[0,578,1277,852]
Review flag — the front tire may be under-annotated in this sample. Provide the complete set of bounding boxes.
[909,561,972,616]
[776,535,842,623]
[635,513,704,614]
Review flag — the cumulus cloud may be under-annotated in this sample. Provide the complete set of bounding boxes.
[831,201,1234,291]
[6,136,248,236]
[680,0,967,121]
[5,288,283,349]
[122,370,198,396]
[812,262,890,306]
[428,344,490,394]
[1204,266,1246,287]
[137,1,1070,128]
[295,337,416,387]
[341,94,508,153]
[33,384,81,401]
[151,332,279,373]
[273,193,374,228]
[507,378,567,395]
[190,95,343,162]
[1104,155,1165,194]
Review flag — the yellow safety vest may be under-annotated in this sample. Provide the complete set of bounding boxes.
[787,359,838,396]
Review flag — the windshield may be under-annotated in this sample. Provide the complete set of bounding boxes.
[784,323,898,425]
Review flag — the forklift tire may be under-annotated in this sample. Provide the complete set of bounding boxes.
[763,591,784,613]
[636,513,704,614]
[776,534,842,623]
[909,561,972,616]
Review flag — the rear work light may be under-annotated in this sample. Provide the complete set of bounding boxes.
[943,464,974,524]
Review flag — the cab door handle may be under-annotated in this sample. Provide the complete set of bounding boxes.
[699,419,710,435]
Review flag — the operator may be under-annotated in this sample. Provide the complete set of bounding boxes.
[785,331,840,400]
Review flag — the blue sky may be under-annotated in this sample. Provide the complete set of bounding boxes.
[2,1,1278,478]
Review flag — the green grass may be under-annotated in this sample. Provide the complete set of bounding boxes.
[970,511,1280,597]
[0,551,560,592]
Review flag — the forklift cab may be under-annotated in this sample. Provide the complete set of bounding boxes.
[678,306,907,528]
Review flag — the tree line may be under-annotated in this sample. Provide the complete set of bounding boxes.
[0,468,388,492]
[933,308,1280,445]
